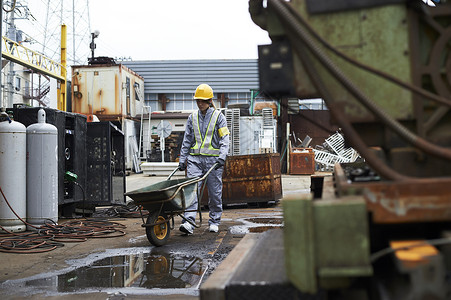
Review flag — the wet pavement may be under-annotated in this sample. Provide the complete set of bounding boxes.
[3,249,207,296]
[0,173,312,299]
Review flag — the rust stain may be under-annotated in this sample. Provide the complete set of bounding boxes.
[249,226,279,233]
[334,164,451,223]
[131,78,136,115]
[202,154,282,205]
[121,63,144,81]
[96,108,106,114]
[71,64,143,119]
[115,74,120,115]
[96,114,122,122]
[289,148,315,175]
[72,73,82,113]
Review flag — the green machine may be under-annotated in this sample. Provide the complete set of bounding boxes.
[250,0,451,298]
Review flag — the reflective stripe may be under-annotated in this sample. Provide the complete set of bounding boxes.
[190,111,201,154]
[190,110,221,156]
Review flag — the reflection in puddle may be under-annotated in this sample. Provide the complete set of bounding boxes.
[22,252,207,293]
[249,226,277,233]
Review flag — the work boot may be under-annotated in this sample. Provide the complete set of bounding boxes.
[179,222,194,235]
[209,224,219,233]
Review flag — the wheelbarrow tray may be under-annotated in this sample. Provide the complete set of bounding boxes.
[125,177,199,212]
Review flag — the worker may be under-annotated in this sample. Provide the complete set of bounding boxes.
[178,83,230,234]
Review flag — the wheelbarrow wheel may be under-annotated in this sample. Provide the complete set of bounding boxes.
[145,211,170,247]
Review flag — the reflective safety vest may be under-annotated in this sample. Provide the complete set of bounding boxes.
[190,110,221,156]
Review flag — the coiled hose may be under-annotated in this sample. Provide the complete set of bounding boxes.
[0,186,127,254]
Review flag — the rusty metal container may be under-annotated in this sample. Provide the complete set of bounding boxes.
[290,148,315,175]
[71,64,144,121]
[202,153,282,205]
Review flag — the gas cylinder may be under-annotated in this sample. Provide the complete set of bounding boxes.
[0,111,27,232]
[26,109,58,229]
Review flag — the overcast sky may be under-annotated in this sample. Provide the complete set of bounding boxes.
[89,0,271,61]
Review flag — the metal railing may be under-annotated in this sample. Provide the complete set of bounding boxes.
[2,36,65,81]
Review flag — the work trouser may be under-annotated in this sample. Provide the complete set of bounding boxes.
[183,155,223,226]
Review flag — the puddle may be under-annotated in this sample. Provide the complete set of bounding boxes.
[1,248,207,296]
[249,226,278,233]
[229,217,284,234]
[245,218,283,225]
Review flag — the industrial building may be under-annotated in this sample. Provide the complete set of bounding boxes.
[3,1,450,299]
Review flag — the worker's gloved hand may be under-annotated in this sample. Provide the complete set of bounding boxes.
[214,158,225,170]
[178,162,186,171]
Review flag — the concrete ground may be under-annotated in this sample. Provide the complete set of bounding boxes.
[0,173,314,299]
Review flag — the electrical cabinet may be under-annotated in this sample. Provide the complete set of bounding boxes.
[86,122,126,205]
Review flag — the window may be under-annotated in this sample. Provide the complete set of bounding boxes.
[15,77,21,91]
[126,77,131,115]
[134,82,141,101]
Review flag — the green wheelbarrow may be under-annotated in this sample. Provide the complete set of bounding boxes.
[125,163,217,246]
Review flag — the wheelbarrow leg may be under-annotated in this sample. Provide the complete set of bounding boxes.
[178,213,201,228]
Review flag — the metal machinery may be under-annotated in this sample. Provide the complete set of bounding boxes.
[249,0,451,298]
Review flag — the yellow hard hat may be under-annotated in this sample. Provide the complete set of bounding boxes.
[194,84,214,100]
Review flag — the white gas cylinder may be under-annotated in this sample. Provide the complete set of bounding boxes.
[26,109,58,229]
[0,112,26,232]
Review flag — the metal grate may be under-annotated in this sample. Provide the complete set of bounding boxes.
[262,108,273,129]
[313,149,350,167]
[226,109,241,156]
[260,108,276,153]
[338,147,359,162]
[314,132,361,171]
[235,112,241,155]
[324,132,345,155]
[226,109,233,156]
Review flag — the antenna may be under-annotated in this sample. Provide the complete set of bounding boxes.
[40,0,92,66]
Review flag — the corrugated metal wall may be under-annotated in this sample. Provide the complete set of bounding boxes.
[123,59,265,111]
[123,59,259,94]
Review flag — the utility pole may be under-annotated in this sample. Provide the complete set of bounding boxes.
[4,1,29,108]
[0,0,3,109]
[6,5,15,108]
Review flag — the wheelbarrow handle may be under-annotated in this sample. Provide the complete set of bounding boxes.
[166,166,181,180]
[199,163,219,181]
[167,162,219,181]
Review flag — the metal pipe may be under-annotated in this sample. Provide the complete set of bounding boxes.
[59,24,67,111]
[0,0,3,108]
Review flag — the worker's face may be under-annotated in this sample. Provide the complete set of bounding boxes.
[196,99,211,113]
